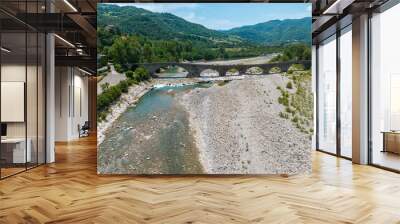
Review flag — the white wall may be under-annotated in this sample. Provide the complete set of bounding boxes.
[55,67,89,141]
[1,62,46,164]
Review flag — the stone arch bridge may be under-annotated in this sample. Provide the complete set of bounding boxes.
[130,60,311,78]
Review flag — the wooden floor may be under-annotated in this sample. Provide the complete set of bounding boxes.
[1,136,400,223]
[372,150,400,171]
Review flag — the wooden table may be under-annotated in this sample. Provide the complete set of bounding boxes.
[381,131,400,154]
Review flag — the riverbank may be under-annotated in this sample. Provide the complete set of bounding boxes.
[97,82,150,145]
[97,77,241,145]
[179,75,312,174]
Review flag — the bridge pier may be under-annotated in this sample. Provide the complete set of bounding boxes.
[217,68,229,77]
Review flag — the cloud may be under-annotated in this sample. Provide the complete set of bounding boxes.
[205,19,240,30]
[307,5,312,12]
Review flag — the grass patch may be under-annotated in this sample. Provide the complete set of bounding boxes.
[277,70,313,136]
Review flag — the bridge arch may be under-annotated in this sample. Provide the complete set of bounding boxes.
[153,65,189,78]
[200,69,219,77]
[245,66,263,75]
[268,66,282,74]
[226,68,240,76]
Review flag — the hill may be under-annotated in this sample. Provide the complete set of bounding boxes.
[224,17,311,45]
[97,4,311,46]
[97,4,241,46]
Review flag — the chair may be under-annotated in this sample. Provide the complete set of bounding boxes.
[79,121,90,138]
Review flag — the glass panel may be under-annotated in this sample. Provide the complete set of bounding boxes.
[371,4,400,171]
[318,35,337,154]
[26,0,39,169]
[0,0,46,178]
[1,31,27,177]
[340,26,352,158]
[38,32,45,165]
[27,31,38,169]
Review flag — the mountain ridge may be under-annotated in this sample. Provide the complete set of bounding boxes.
[98,4,311,45]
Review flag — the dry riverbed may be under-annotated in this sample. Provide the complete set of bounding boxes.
[179,75,312,174]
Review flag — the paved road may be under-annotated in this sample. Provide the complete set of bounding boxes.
[97,64,126,95]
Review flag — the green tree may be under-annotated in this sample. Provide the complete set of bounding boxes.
[218,47,226,59]
[109,36,141,67]
[125,70,135,79]
[143,43,153,62]
[99,55,108,68]
[134,67,150,81]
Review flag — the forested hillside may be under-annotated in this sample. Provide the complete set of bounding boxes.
[224,17,311,45]
[97,4,311,70]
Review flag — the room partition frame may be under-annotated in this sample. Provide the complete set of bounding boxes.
[0,0,47,179]
[315,0,400,173]
[368,0,400,173]
[315,18,353,161]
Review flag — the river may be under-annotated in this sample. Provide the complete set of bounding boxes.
[98,82,213,174]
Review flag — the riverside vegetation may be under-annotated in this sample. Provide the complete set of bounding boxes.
[97,67,150,122]
[277,65,313,137]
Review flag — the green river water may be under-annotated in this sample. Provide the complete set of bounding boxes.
[98,82,213,174]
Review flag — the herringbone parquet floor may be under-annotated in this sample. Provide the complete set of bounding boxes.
[1,135,400,224]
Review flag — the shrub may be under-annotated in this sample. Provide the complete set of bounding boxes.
[119,80,129,93]
[100,82,110,91]
[278,96,289,106]
[134,67,150,81]
[125,70,134,79]
[114,64,124,73]
[279,112,289,119]
[286,81,293,89]
[97,81,130,114]
[97,111,107,122]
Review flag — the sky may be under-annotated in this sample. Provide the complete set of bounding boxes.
[110,3,311,30]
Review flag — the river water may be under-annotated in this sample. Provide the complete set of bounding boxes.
[98,82,212,174]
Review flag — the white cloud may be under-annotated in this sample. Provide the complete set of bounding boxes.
[206,19,240,30]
